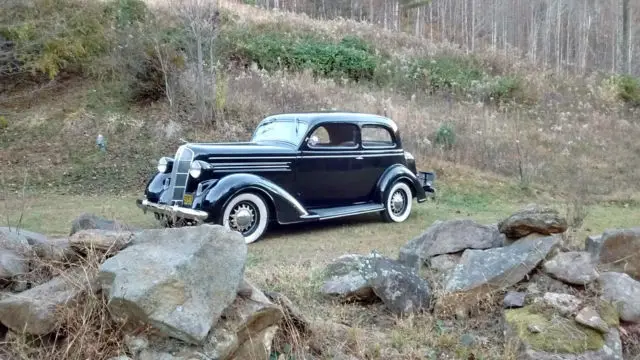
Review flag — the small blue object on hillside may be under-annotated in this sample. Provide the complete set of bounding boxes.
[96,134,106,152]
[136,112,437,244]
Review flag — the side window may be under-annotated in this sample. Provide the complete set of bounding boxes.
[362,125,395,148]
[308,123,359,148]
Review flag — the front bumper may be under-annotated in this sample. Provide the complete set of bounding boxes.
[136,199,209,223]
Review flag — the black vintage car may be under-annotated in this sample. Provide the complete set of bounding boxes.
[136,112,435,243]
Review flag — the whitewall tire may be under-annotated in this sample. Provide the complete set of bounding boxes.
[382,181,413,223]
[222,192,269,244]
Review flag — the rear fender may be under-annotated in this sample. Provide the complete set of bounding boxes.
[374,164,427,203]
[201,174,309,224]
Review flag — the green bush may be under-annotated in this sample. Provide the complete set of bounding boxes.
[407,56,485,94]
[606,74,640,106]
[220,29,380,82]
[434,123,456,149]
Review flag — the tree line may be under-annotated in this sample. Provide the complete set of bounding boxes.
[237,0,639,77]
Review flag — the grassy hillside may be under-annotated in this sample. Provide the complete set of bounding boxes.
[1,0,639,203]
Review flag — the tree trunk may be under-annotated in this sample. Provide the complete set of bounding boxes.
[622,0,630,73]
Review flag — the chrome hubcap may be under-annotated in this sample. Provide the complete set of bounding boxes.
[390,190,406,215]
[230,203,256,233]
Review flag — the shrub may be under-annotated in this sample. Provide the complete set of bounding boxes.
[604,74,640,106]
[407,56,485,95]
[434,123,456,150]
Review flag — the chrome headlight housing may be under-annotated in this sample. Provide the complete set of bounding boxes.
[158,157,173,173]
[189,160,211,179]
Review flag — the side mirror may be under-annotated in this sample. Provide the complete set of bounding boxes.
[307,135,319,147]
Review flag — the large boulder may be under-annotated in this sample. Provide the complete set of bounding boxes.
[398,219,504,270]
[586,228,640,279]
[598,272,640,323]
[70,213,139,236]
[542,251,599,285]
[0,227,48,247]
[436,235,560,314]
[98,225,247,345]
[498,204,568,239]
[0,267,98,335]
[69,229,134,255]
[504,305,623,360]
[136,280,283,360]
[31,237,78,262]
[321,253,431,315]
[0,250,27,280]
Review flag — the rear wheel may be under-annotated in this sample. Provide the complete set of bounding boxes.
[221,192,269,244]
[381,181,412,223]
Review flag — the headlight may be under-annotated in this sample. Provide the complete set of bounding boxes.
[158,157,173,173]
[189,161,202,178]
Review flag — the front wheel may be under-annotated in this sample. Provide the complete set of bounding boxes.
[381,181,413,223]
[221,192,269,244]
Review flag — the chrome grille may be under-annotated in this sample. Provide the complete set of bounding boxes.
[169,145,194,204]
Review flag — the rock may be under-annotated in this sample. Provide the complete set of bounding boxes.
[321,253,431,314]
[504,305,623,359]
[498,204,568,239]
[137,281,283,360]
[320,254,377,301]
[70,213,138,236]
[587,228,640,279]
[0,250,28,280]
[436,235,560,314]
[585,234,603,257]
[99,225,247,345]
[542,251,599,285]
[533,292,582,316]
[576,307,609,333]
[69,229,134,255]
[428,253,461,272]
[0,267,98,335]
[398,219,504,270]
[504,291,526,309]
[125,334,149,356]
[31,237,78,262]
[264,291,310,334]
[598,272,640,323]
[369,255,431,315]
[107,357,133,360]
[236,279,253,297]
[0,227,48,247]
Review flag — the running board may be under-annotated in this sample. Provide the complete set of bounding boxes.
[301,203,384,221]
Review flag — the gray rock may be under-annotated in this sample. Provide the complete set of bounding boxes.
[107,357,133,360]
[436,235,560,314]
[504,291,526,308]
[504,305,623,360]
[0,267,98,335]
[398,219,504,270]
[69,229,134,255]
[321,253,432,314]
[428,253,461,272]
[585,234,603,258]
[31,237,78,262]
[542,251,599,285]
[70,213,139,236]
[498,204,568,239]
[320,254,377,301]
[125,334,149,356]
[576,307,609,333]
[0,227,48,247]
[99,225,247,345]
[598,272,640,323]
[533,292,583,316]
[587,228,640,279]
[0,250,28,280]
[369,255,431,315]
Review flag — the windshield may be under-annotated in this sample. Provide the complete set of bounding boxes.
[251,118,309,145]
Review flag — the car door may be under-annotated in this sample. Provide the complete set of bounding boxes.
[355,123,404,202]
[296,122,362,209]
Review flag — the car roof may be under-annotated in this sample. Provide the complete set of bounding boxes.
[261,111,398,132]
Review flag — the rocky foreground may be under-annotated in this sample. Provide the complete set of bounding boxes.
[1,207,640,359]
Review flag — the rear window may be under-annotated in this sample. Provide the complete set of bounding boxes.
[362,125,395,148]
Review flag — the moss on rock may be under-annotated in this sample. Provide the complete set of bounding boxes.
[595,299,620,327]
[505,305,605,353]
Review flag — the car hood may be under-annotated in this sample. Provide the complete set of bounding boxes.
[185,141,297,160]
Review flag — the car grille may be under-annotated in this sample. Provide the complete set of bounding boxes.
[169,145,194,205]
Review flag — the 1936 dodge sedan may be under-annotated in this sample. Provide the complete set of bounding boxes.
[136,112,436,243]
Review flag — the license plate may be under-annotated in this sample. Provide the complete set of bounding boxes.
[183,194,193,206]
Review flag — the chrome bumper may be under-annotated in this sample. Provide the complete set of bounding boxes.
[136,199,209,222]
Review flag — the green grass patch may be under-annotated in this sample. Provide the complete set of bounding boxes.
[604,74,640,107]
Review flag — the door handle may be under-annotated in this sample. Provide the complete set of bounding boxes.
[355,155,364,160]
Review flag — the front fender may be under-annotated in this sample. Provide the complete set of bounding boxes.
[374,164,427,203]
[201,174,309,225]
[144,172,171,203]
